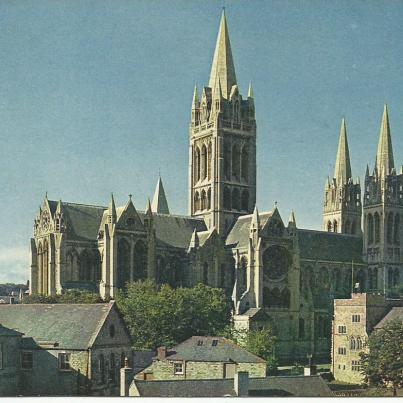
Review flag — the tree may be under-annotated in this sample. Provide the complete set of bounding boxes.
[220,325,278,374]
[115,280,232,350]
[360,319,403,396]
[23,290,102,304]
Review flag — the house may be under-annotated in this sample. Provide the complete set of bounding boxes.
[125,370,331,397]
[135,336,266,381]
[332,293,403,384]
[0,301,132,396]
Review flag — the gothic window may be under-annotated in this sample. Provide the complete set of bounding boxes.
[295,318,304,343]
[224,141,231,180]
[41,240,49,294]
[109,353,116,384]
[201,144,207,180]
[207,188,211,210]
[356,338,363,350]
[232,188,240,211]
[194,147,201,182]
[207,142,212,181]
[387,212,393,244]
[335,268,341,291]
[263,246,291,281]
[117,239,130,289]
[239,257,247,295]
[241,190,249,211]
[79,249,92,281]
[169,257,182,287]
[133,241,147,282]
[350,338,356,350]
[265,287,281,307]
[394,214,400,244]
[327,221,332,232]
[367,214,374,244]
[351,220,356,235]
[194,191,200,211]
[372,268,378,291]
[393,268,400,287]
[241,146,249,181]
[345,220,350,234]
[388,268,393,288]
[281,287,290,308]
[99,354,105,384]
[333,220,338,233]
[232,144,240,180]
[203,262,208,284]
[201,189,207,210]
[374,212,380,243]
[93,249,101,282]
[224,187,231,210]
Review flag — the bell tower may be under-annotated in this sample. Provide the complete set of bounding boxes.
[189,11,257,235]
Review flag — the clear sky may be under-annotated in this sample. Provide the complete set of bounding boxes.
[1,0,403,283]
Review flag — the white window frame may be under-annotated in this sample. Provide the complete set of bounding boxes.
[173,362,184,375]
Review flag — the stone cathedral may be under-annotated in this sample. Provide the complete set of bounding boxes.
[29,12,402,363]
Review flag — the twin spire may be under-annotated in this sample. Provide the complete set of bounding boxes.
[334,118,352,185]
[376,104,394,176]
[208,10,237,100]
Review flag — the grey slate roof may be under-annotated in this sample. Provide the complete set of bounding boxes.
[226,212,274,247]
[132,351,156,375]
[0,302,114,349]
[298,229,363,263]
[0,324,22,337]
[161,336,265,363]
[131,375,331,397]
[374,307,403,329]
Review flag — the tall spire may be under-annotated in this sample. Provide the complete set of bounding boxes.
[334,118,352,185]
[108,193,117,223]
[151,176,170,214]
[208,10,237,100]
[248,81,254,98]
[376,104,394,176]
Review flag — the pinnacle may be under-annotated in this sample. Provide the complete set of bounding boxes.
[334,118,352,185]
[192,85,199,107]
[208,11,237,99]
[376,104,394,176]
[248,81,254,98]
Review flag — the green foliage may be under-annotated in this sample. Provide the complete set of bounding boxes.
[220,325,278,374]
[360,319,403,393]
[115,280,232,350]
[23,290,102,304]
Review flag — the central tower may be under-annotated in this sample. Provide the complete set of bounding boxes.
[189,11,257,235]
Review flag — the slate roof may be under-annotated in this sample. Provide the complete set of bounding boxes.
[131,375,331,397]
[374,307,403,329]
[226,212,273,247]
[0,302,114,349]
[298,229,363,263]
[0,324,22,337]
[132,351,156,374]
[161,336,265,363]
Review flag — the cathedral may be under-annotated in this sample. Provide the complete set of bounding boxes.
[29,11,402,363]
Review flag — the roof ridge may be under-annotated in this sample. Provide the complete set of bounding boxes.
[48,200,107,209]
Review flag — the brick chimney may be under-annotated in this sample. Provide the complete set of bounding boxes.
[157,346,167,360]
[234,371,249,397]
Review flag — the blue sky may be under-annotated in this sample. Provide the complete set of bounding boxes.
[1,0,403,283]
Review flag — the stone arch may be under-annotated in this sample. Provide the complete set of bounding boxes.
[117,238,130,289]
[232,144,240,180]
[133,240,147,281]
[241,190,249,211]
[356,337,363,350]
[207,142,212,180]
[394,213,400,244]
[201,144,207,180]
[239,256,247,296]
[367,214,374,244]
[351,220,356,235]
[194,191,200,211]
[350,337,356,350]
[327,221,332,232]
[232,188,240,210]
[268,287,281,307]
[387,212,393,244]
[41,240,49,294]
[66,248,79,282]
[281,287,290,307]
[224,186,231,210]
[241,145,249,181]
[207,187,211,210]
[333,220,338,233]
[224,140,231,180]
[79,249,92,281]
[393,268,400,287]
[194,147,201,182]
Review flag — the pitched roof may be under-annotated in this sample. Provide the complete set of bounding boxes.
[0,302,114,349]
[374,307,403,329]
[131,375,331,397]
[225,211,274,248]
[298,229,363,263]
[161,336,265,363]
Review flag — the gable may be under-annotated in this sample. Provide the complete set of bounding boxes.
[116,201,145,232]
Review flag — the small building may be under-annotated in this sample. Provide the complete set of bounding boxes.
[126,371,331,397]
[135,336,266,381]
[332,293,403,384]
[0,301,132,396]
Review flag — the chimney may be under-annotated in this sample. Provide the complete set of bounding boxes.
[157,346,167,360]
[234,371,249,397]
[120,357,133,397]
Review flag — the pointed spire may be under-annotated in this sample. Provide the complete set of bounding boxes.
[365,164,370,177]
[208,10,237,99]
[192,85,199,108]
[334,118,352,185]
[250,205,260,233]
[376,104,394,176]
[151,176,170,214]
[212,75,223,101]
[146,197,152,216]
[108,193,117,223]
[248,81,254,98]
[56,199,62,214]
[288,210,296,226]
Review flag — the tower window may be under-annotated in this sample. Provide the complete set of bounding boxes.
[223,186,231,210]
[232,144,240,180]
[232,188,240,211]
